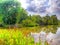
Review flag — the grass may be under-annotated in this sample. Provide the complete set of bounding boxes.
[0,29,37,45]
[0,26,57,45]
[0,30,48,45]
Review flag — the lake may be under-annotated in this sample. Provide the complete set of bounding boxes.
[0,25,59,36]
[17,25,59,36]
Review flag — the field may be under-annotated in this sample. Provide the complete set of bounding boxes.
[0,29,48,45]
[0,26,58,45]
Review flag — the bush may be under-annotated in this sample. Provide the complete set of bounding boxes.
[0,23,4,27]
[22,19,38,27]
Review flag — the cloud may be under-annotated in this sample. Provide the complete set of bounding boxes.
[18,0,28,9]
[26,0,60,19]
[47,0,60,14]
[26,0,49,14]
[19,0,60,19]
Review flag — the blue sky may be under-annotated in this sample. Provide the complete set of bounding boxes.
[18,0,60,19]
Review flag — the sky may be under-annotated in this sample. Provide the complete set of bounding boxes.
[18,0,60,19]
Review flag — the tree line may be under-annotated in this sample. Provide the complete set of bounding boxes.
[0,0,59,27]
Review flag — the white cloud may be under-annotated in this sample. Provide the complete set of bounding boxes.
[18,0,60,19]
[17,0,28,9]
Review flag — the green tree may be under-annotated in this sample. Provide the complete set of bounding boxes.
[18,8,28,23]
[0,0,21,25]
[43,15,51,25]
[51,15,58,25]
[22,19,38,27]
[31,15,42,25]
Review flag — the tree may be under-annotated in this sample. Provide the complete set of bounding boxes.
[18,8,28,23]
[0,0,21,25]
[42,15,51,25]
[22,19,38,27]
[51,15,58,25]
[31,15,42,25]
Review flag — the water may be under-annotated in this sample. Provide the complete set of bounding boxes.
[30,25,60,45]
[21,25,59,36]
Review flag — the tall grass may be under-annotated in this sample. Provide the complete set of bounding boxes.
[0,29,49,45]
[0,25,57,45]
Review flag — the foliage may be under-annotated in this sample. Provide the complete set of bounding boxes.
[18,8,28,23]
[22,19,38,27]
[0,0,21,25]
[31,15,42,25]
[51,15,58,25]
[0,0,59,27]
[0,29,41,45]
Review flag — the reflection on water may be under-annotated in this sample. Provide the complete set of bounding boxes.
[30,26,60,45]
[41,25,58,33]
[20,25,59,36]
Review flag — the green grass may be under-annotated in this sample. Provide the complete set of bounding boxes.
[0,25,57,45]
[0,29,50,45]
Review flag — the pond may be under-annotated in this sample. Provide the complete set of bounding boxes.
[18,25,59,36]
[0,25,59,36]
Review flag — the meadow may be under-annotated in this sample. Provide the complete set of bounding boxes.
[0,29,48,45]
[0,25,58,45]
[0,29,33,45]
